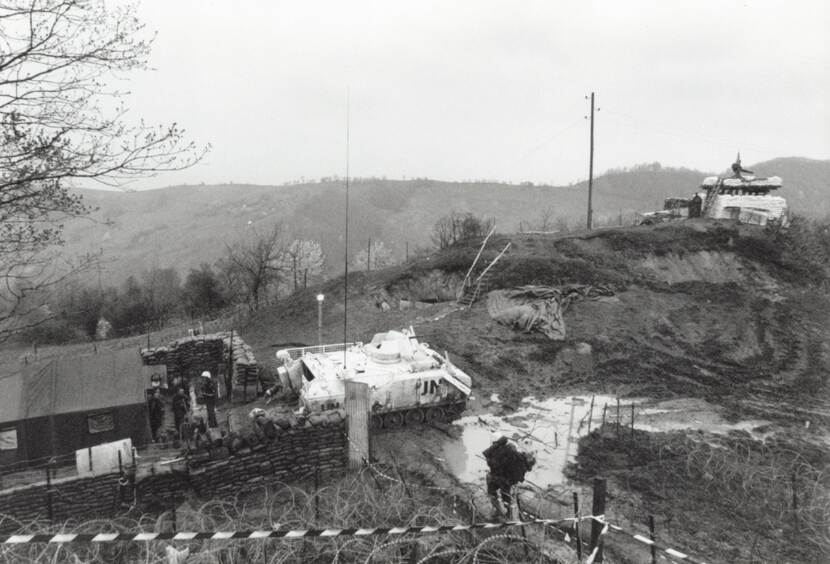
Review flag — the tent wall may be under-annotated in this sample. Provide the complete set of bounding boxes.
[18,403,148,465]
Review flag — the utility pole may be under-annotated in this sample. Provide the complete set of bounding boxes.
[587,92,596,230]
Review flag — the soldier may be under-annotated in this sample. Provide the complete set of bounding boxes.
[172,388,190,438]
[483,433,536,519]
[200,370,218,428]
[147,390,164,442]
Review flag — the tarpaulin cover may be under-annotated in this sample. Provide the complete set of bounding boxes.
[487,285,613,340]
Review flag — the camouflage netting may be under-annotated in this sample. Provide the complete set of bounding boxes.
[487,284,614,340]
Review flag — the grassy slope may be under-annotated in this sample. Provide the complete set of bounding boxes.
[61,158,830,287]
[240,220,830,419]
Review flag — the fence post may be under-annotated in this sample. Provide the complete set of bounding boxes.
[589,478,607,562]
[391,455,413,499]
[602,403,607,428]
[88,446,93,473]
[408,541,419,564]
[573,491,582,559]
[588,395,595,433]
[791,471,798,529]
[314,464,320,523]
[616,398,621,436]
[630,403,635,442]
[516,490,530,560]
[648,514,657,564]
[45,462,53,522]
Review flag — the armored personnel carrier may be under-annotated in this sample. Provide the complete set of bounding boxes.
[276,329,472,429]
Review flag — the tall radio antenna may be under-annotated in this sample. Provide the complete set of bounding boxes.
[343,89,350,367]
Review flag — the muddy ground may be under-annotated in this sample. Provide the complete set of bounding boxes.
[233,223,830,563]
[5,222,823,562]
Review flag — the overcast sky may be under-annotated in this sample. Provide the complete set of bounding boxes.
[124,0,829,189]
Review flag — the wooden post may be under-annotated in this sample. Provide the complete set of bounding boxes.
[516,491,530,560]
[573,491,582,559]
[45,462,53,522]
[791,471,798,528]
[88,446,93,473]
[389,453,413,499]
[171,500,177,533]
[648,515,657,564]
[630,403,635,442]
[314,465,320,523]
[602,403,607,428]
[118,450,123,475]
[588,395,595,433]
[589,478,607,562]
[344,381,370,469]
[616,398,621,437]
[227,329,234,402]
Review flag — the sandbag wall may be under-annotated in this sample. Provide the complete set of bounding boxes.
[141,332,265,397]
[189,414,347,498]
[0,473,122,531]
[0,414,348,532]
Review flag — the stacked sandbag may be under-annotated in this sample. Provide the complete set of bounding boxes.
[186,409,347,498]
[140,331,262,390]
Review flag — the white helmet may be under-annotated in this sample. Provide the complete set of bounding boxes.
[201,370,211,378]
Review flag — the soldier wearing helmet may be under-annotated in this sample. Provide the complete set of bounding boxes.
[200,370,218,428]
[483,433,536,519]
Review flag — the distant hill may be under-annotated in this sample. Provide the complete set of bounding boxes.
[62,157,828,285]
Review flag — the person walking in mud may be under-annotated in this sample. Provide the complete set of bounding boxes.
[483,433,536,519]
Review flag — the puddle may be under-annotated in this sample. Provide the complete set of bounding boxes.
[443,395,615,488]
[635,397,770,439]
[442,395,772,489]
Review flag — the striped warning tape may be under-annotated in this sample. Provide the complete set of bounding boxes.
[588,516,710,564]
[1,517,584,545]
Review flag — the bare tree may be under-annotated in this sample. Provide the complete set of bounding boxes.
[0,0,206,338]
[432,211,495,249]
[281,239,325,292]
[219,224,286,310]
[352,240,394,271]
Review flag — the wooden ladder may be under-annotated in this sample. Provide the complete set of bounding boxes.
[457,242,511,307]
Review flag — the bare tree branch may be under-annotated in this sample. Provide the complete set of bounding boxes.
[0,1,207,338]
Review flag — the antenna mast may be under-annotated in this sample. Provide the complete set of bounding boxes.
[343,89,350,367]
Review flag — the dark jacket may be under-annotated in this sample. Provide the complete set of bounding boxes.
[148,396,164,425]
[172,394,189,416]
[483,437,535,485]
[201,379,217,401]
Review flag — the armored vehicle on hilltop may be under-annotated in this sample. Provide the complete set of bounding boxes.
[276,329,472,429]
